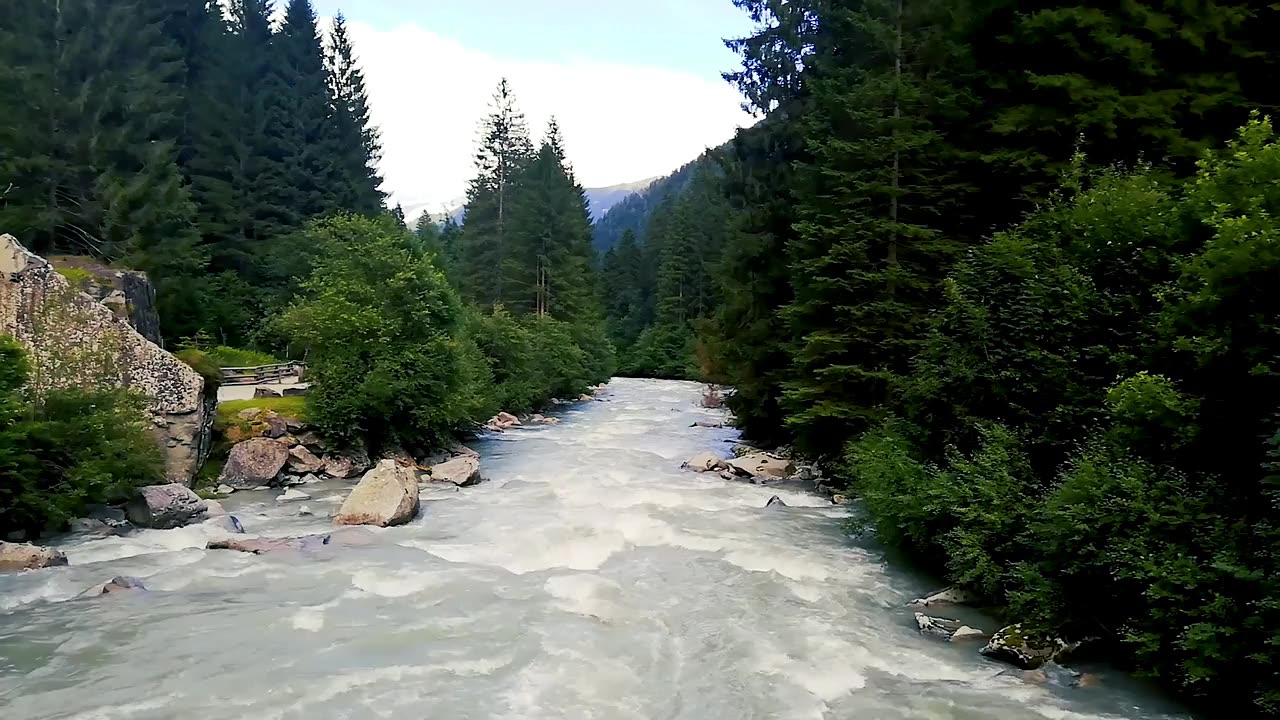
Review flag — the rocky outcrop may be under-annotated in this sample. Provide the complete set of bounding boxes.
[334,460,419,527]
[48,255,163,346]
[684,453,726,472]
[0,235,211,485]
[219,437,289,489]
[125,484,208,529]
[0,541,69,571]
[427,455,482,487]
[485,411,521,432]
[980,624,1081,669]
[725,452,794,479]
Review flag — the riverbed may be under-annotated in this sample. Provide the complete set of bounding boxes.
[0,378,1191,719]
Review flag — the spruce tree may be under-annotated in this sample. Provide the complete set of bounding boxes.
[275,0,334,220]
[324,12,384,216]
[457,79,535,308]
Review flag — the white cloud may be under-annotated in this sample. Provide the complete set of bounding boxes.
[338,20,756,218]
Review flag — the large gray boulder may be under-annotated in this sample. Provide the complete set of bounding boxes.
[334,460,419,527]
[219,437,289,489]
[0,541,69,572]
[910,586,977,608]
[125,484,208,529]
[322,446,371,479]
[684,452,725,472]
[725,452,794,479]
[915,612,984,642]
[0,234,211,485]
[428,455,482,487]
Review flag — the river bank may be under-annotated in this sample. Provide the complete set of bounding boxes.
[0,379,1191,719]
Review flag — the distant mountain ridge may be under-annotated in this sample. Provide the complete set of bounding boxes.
[590,153,714,253]
[406,177,662,226]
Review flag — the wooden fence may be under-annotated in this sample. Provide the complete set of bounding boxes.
[219,362,307,386]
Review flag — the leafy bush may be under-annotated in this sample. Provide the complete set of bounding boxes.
[848,120,1280,713]
[206,346,280,368]
[0,336,164,537]
[174,348,223,389]
[281,215,479,453]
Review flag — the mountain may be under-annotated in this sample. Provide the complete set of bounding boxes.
[406,177,661,226]
[590,154,713,253]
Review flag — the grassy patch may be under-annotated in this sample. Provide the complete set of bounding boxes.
[55,266,95,287]
[216,396,308,427]
[175,348,223,389]
[208,346,281,368]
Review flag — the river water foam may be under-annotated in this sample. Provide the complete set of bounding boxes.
[0,378,1191,719]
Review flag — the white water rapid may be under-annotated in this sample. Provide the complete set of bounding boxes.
[0,379,1192,719]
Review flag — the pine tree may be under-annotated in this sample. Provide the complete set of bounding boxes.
[324,11,384,216]
[276,0,334,220]
[457,79,535,308]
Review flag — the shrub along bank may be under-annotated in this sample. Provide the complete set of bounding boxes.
[843,120,1280,713]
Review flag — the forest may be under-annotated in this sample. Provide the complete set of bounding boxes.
[2,0,1280,714]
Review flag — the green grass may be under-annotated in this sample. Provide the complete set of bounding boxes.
[207,346,281,368]
[216,396,308,427]
[55,267,95,286]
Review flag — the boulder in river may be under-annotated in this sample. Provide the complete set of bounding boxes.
[981,623,1081,669]
[765,495,787,508]
[0,541,69,572]
[725,452,794,479]
[277,488,311,502]
[334,460,420,527]
[100,576,147,595]
[125,484,208,529]
[208,527,379,555]
[287,445,325,474]
[429,455,482,487]
[910,586,977,608]
[219,437,290,489]
[691,420,724,428]
[915,612,984,642]
[684,452,725,473]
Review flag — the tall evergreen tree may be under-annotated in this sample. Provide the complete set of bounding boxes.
[324,11,384,216]
[275,0,334,220]
[456,79,535,308]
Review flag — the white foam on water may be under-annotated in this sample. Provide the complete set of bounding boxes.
[64,696,175,719]
[350,568,438,598]
[291,606,325,631]
[543,573,626,621]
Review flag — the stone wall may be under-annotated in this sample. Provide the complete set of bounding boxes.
[0,234,210,485]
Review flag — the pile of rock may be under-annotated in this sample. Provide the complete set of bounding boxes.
[0,541,68,572]
[217,410,373,491]
[700,385,725,409]
[485,411,522,432]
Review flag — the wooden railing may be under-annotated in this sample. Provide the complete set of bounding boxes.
[220,362,306,386]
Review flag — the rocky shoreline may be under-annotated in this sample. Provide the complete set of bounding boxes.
[0,384,614,592]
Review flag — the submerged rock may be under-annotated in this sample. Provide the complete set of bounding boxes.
[219,437,289,489]
[429,455,482,487]
[684,452,725,473]
[277,488,311,503]
[125,484,208,529]
[690,420,723,428]
[981,623,1081,669]
[101,576,147,594]
[207,528,378,555]
[0,541,69,572]
[765,495,788,508]
[334,460,419,527]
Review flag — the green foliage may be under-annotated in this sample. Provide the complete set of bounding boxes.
[835,119,1280,713]
[215,396,308,428]
[54,267,95,286]
[281,215,478,453]
[174,348,222,389]
[0,336,164,537]
[206,346,280,368]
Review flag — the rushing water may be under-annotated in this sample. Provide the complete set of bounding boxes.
[0,378,1191,719]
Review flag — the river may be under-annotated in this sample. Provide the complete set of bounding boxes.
[0,378,1191,719]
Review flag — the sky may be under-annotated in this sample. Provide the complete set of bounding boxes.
[306,0,761,219]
